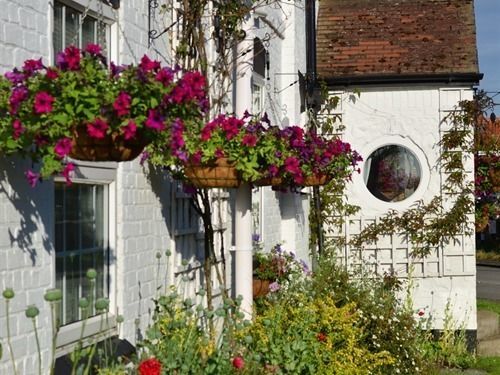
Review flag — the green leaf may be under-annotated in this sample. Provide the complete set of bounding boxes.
[6,139,18,150]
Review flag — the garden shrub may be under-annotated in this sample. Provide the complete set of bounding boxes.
[246,292,393,374]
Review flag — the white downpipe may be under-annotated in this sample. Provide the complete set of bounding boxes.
[234,183,253,318]
[234,21,253,319]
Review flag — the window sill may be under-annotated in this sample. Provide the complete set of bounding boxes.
[56,314,117,356]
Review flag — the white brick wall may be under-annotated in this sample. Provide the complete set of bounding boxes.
[327,86,477,330]
[0,1,309,372]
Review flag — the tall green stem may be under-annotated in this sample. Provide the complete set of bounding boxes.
[5,300,18,375]
[31,317,42,375]
[49,302,59,375]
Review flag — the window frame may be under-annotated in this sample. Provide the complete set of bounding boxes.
[53,165,117,354]
[51,0,117,64]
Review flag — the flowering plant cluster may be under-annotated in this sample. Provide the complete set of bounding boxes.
[0,44,207,186]
[253,244,310,292]
[150,112,362,187]
[475,153,500,230]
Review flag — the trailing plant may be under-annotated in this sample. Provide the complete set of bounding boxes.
[0,44,207,186]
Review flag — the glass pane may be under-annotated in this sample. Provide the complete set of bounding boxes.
[364,145,421,202]
[65,254,80,324]
[81,252,95,311]
[56,256,64,324]
[53,2,63,58]
[82,16,96,49]
[65,6,80,48]
[95,250,105,299]
[95,186,104,249]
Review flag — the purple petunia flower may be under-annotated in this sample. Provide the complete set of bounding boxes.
[34,91,55,114]
[25,169,40,187]
[145,110,165,131]
[54,137,73,158]
[269,282,280,293]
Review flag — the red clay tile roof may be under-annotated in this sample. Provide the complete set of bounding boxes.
[316,0,480,81]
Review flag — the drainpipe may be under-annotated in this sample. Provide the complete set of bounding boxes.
[234,20,253,319]
[305,0,323,264]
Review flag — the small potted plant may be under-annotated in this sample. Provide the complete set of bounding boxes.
[0,44,207,186]
[252,244,310,298]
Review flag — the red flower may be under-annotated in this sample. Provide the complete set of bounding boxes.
[316,332,327,342]
[156,67,174,86]
[64,45,81,70]
[46,68,59,80]
[87,118,109,139]
[25,169,40,188]
[113,91,131,116]
[34,91,55,114]
[232,356,245,370]
[138,358,161,375]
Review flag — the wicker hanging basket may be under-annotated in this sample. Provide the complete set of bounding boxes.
[184,157,241,188]
[69,126,148,162]
[254,174,330,187]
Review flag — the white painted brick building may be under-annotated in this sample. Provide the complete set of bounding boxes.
[0,1,308,373]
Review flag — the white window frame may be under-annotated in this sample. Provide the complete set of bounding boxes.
[53,163,117,354]
[51,0,118,64]
[251,73,266,115]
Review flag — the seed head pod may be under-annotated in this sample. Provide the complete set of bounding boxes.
[25,305,40,318]
[95,298,109,311]
[79,297,89,309]
[44,288,62,302]
[86,269,97,280]
[2,288,14,299]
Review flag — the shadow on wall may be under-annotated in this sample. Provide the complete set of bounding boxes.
[0,157,54,265]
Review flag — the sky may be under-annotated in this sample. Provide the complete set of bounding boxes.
[475,1,500,94]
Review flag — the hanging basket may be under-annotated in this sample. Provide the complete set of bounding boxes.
[69,126,148,162]
[184,157,241,188]
[254,174,330,187]
[252,279,270,298]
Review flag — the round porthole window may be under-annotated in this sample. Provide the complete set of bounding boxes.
[363,145,421,202]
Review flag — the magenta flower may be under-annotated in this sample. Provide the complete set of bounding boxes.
[62,163,75,186]
[84,43,102,55]
[12,119,25,139]
[46,68,59,80]
[9,86,29,114]
[87,118,109,139]
[22,58,44,76]
[221,116,242,140]
[34,91,55,114]
[214,148,225,158]
[284,157,301,174]
[25,170,40,187]
[54,137,73,158]
[145,110,165,131]
[113,91,132,116]
[232,357,244,370]
[5,69,25,84]
[268,164,279,177]
[155,68,174,86]
[121,120,137,140]
[242,134,257,147]
[191,150,202,165]
[140,151,150,166]
[64,45,81,70]
[139,55,161,72]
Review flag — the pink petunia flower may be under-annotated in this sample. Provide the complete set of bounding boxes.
[139,55,161,73]
[25,169,40,187]
[144,110,165,131]
[84,44,102,55]
[22,58,44,76]
[61,162,75,186]
[12,119,25,139]
[9,86,29,114]
[214,148,225,158]
[121,120,137,140]
[34,91,55,114]
[155,68,174,86]
[242,134,257,147]
[87,118,109,139]
[46,68,59,80]
[54,137,73,158]
[113,91,132,117]
[64,45,81,70]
